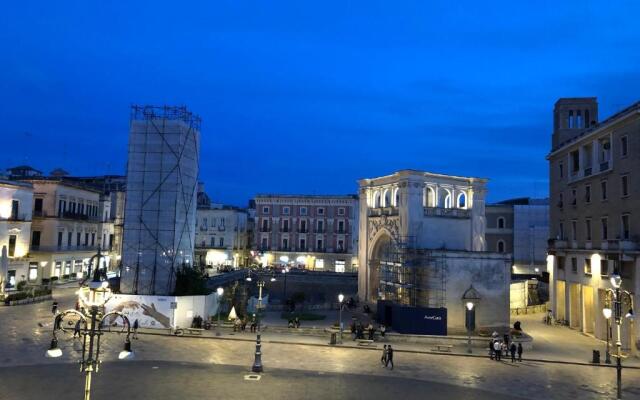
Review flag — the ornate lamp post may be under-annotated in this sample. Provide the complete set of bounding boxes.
[216,287,224,337]
[462,285,481,354]
[338,293,344,344]
[245,270,275,373]
[603,273,634,400]
[45,248,134,400]
[602,306,612,364]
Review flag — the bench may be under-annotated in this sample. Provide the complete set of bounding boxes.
[431,344,453,352]
[357,339,375,347]
[185,328,204,335]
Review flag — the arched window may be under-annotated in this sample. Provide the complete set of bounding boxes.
[497,217,505,229]
[393,188,400,207]
[383,189,391,207]
[443,191,452,208]
[497,240,505,253]
[576,110,582,128]
[373,191,381,208]
[457,192,467,209]
[585,110,590,128]
[568,110,574,128]
[425,187,436,207]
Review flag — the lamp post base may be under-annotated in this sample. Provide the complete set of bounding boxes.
[252,334,263,373]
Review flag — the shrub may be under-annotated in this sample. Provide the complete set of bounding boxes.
[16,281,27,291]
[41,278,50,285]
[50,276,59,282]
[4,292,29,304]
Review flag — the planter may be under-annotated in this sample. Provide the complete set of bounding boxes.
[7,294,52,306]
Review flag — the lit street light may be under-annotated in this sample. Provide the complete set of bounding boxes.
[603,272,635,399]
[44,248,134,400]
[462,285,480,355]
[216,287,224,337]
[602,306,612,364]
[338,293,344,344]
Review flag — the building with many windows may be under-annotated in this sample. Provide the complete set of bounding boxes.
[254,194,358,272]
[0,179,33,291]
[547,98,640,352]
[486,198,549,275]
[195,183,250,270]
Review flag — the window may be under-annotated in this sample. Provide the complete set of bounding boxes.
[316,259,324,269]
[317,239,323,251]
[57,232,63,248]
[426,187,436,207]
[8,235,16,257]
[262,219,269,231]
[202,218,208,229]
[443,192,452,208]
[31,231,41,248]
[601,217,608,240]
[497,240,505,253]
[621,175,629,197]
[570,150,580,174]
[497,217,505,229]
[76,232,81,246]
[210,237,215,247]
[393,188,400,207]
[559,162,564,178]
[559,222,564,240]
[28,263,38,281]
[621,135,628,157]
[219,237,224,247]
[457,192,467,209]
[338,220,345,233]
[10,200,19,219]
[300,207,308,216]
[335,260,346,273]
[601,181,608,200]
[261,238,268,250]
[317,220,324,232]
[282,219,289,232]
[337,239,344,252]
[571,257,578,273]
[262,206,269,214]
[282,206,290,215]
[317,207,325,215]
[558,193,564,208]
[84,233,89,246]
[300,220,307,232]
[584,258,592,275]
[601,259,609,276]
[299,239,306,250]
[557,256,565,270]
[622,214,630,240]
[67,232,72,247]
[91,233,95,246]
[585,219,592,241]
[338,208,345,216]
[34,198,43,214]
[54,262,61,277]
[571,189,577,205]
[373,191,381,208]
[585,185,591,203]
[571,220,577,241]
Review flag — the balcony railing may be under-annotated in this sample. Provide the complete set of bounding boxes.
[547,239,568,250]
[584,167,592,177]
[368,207,399,217]
[1,213,29,222]
[259,227,271,233]
[298,228,308,233]
[423,207,470,219]
[600,239,638,252]
[30,245,101,253]
[600,161,610,172]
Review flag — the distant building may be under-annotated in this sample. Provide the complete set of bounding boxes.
[253,194,358,272]
[486,198,549,275]
[195,183,250,270]
[358,170,511,334]
[547,98,640,352]
[120,105,200,295]
[0,179,33,290]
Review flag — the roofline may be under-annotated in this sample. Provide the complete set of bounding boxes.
[0,179,34,189]
[548,101,640,158]
[254,194,358,200]
[17,178,103,194]
[358,169,488,185]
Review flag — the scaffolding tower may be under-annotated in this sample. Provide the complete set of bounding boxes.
[376,236,447,308]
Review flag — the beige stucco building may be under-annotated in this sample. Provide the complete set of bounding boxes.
[0,179,34,289]
[547,98,640,352]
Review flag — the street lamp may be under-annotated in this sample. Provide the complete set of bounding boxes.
[462,285,481,354]
[338,293,344,344]
[603,306,612,364]
[216,287,224,337]
[603,272,635,400]
[245,270,275,373]
[44,247,133,400]
[281,267,290,309]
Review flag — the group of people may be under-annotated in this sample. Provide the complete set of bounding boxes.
[489,337,523,362]
[351,321,381,340]
[380,345,394,369]
[287,317,301,328]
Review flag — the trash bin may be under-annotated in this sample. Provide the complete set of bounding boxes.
[330,332,337,345]
[592,350,600,364]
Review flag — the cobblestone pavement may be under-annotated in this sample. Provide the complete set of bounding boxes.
[1,287,640,399]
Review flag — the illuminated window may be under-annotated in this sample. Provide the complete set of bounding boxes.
[28,263,38,281]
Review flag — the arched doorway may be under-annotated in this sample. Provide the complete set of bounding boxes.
[368,232,393,301]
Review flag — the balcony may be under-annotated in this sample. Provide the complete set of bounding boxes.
[30,245,101,253]
[1,213,29,222]
[424,207,470,219]
[368,207,399,217]
[298,228,308,233]
[600,161,610,172]
[600,239,639,252]
[259,227,271,233]
[281,227,290,233]
[335,229,347,234]
[547,239,568,250]
[583,167,592,177]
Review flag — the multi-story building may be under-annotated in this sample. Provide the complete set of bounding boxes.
[254,194,358,272]
[547,98,640,352]
[194,183,250,270]
[486,198,549,275]
[358,170,511,334]
[120,105,200,295]
[0,179,33,291]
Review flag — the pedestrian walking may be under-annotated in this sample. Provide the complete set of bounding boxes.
[381,345,388,366]
[133,319,139,339]
[489,340,495,360]
[493,341,502,361]
[73,319,82,338]
[51,301,58,315]
[385,345,394,370]
[367,323,374,340]
[510,343,517,363]
[380,324,386,338]
[502,341,508,358]
[517,343,523,362]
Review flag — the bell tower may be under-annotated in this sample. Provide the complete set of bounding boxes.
[552,97,598,150]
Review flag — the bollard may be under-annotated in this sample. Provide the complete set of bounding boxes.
[592,349,600,364]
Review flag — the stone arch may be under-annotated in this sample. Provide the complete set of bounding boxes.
[457,191,467,209]
[392,187,400,207]
[368,229,394,301]
[441,188,452,208]
[382,188,391,207]
[425,186,436,207]
[373,191,381,208]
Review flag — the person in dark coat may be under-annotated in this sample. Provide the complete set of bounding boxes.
[51,301,58,315]
[517,343,523,362]
[489,340,495,360]
[133,319,139,339]
[73,319,82,338]
[381,345,388,365]
[385,345,394,369]
[510,343,517,362]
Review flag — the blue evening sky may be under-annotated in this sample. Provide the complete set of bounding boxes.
[1,1,639,206]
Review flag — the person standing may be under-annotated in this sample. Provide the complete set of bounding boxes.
[493,341,502,361]
[51,301,58,315]
[73,319,82,338]
[510,342,517,362]
[381,345,388,366]
[517,343,523,362]
[489,340,495,360]
[386,345,394,370]
[380,324,386,339]
[133,319,139,339]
